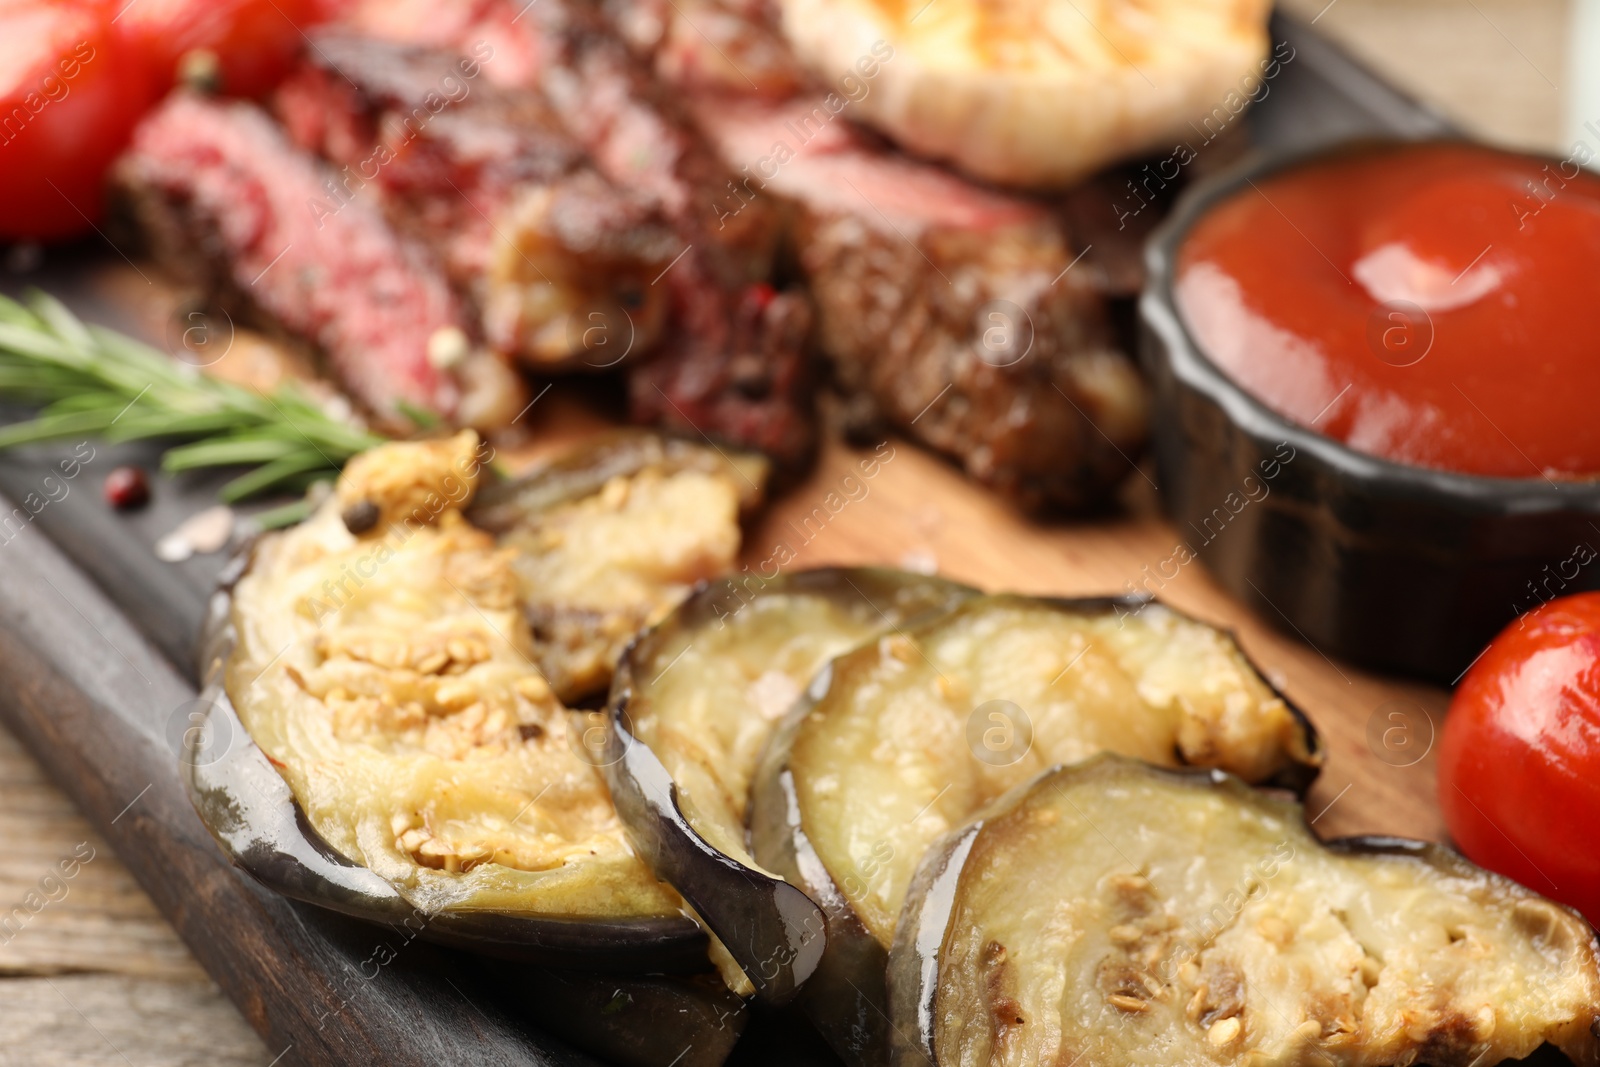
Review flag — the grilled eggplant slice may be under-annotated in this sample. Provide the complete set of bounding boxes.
[604,569,976,1003]
[201,431,725,973]
[749,595,1322,1063]
[890,755,1600,1067]
[469,430,770,702]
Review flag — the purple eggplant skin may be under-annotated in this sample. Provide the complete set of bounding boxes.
[601,568,978,1007]
[603,702,829,1004]
[885,819,983,1067]
[467,429,769,532]
[886,760,1600,1067]
[745,658,893,1065]
[183,542,712,975]
[747,594,1324,1067]
[896,823,1317,1067]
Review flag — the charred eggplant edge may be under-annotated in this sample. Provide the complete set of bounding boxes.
[886,756,1600,1067]
[748,593,1325,1066]
[602,567,978,1006]
[467,428,770,534]
[183,538,713,974]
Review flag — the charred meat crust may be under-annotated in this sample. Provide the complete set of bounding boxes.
[688,95,1150,511]
[625,280,816,479]
[517,0,819,472]
[338,0,822,471]
[602,0,810,99]
[607,0,1161,509]
[797,209,1146,512]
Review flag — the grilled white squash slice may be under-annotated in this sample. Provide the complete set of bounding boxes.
[780,0,1276,187]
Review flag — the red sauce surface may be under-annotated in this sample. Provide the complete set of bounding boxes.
[1177,141,1600,479]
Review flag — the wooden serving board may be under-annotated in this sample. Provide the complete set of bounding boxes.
[0,13,1464,1066]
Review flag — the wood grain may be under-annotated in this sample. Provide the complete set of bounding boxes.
[0,975,267,1067]
[0,718,267,1064]
[0,724,206,982]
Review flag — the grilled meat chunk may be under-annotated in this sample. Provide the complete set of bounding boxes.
[694,96,1148,511]
[339,0,820,474]
[602,0,806,99]
[113,93,505,427]
[515,0,817,471]
[276,31,681,371]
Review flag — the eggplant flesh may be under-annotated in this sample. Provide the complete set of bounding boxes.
[219,432,705,943]
[606,568,975,1002]
[470,429,770,702]
[890,755,1600,1067]
[749,594,1322,1062]
[757,593,1321,954]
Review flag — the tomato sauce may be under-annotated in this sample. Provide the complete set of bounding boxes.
[1176,141,1600,479]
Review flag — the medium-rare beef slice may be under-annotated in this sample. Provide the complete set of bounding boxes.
[694,96,1148,511]
[509,0,819,473]
[336,0,820,474]
[603,0,808,100]
[276,31,682,371]
[112,93,514,428]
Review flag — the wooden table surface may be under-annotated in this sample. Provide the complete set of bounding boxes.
[0,5,1573,1064]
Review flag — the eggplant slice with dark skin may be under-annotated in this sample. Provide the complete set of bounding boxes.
[890,755,1600,1067]
[748,594,1324,1065]
[180,431,789,1067]
[186,544,709,972]
[187,545,747,1067]
[603,568,977,1004]
[469,429,770,704]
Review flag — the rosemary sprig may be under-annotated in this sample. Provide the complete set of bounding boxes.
[0,289,385,502]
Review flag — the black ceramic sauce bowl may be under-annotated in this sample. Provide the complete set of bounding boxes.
[1139,137,1600,683]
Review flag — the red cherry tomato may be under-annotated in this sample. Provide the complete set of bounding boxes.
[116,0,330,99]
[0,0,155,239]
[1439,591,1600,925]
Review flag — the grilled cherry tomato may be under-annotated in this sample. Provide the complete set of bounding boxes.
[1439,591,1600,925]
[116,0,330,98]
[0,0,155,239]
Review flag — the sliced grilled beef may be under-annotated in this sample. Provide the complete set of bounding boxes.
[276,31,682,371]
[693,96,1148,511]
[602,0,805,100]
[112,93,509,428]
[338,0,819,475]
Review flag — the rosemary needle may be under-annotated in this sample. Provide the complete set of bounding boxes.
[0,289,385,502]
